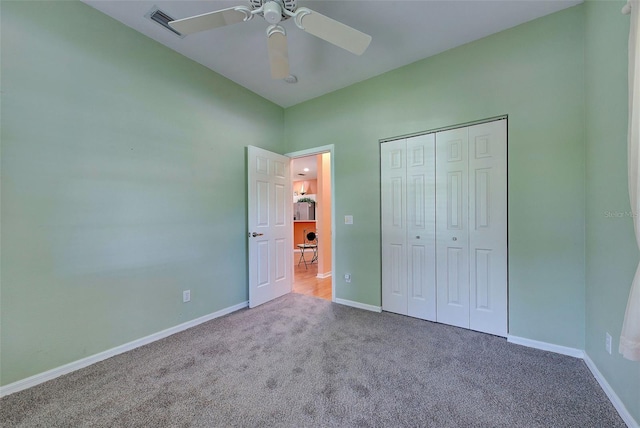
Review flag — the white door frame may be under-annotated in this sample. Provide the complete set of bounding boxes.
[285,144,336,302]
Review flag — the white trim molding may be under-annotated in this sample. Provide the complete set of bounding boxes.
[316,272,332,279]
[583,354,638,428]
[335,298,382,313]
[507,335,585,358]
[0,301,249,398]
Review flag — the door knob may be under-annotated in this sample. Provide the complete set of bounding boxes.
[452,237,457,241]
[416,236,421,239]
[250,232,264,237]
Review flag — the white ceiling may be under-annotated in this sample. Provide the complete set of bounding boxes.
[82,0,582,108]
[292,155,318,179]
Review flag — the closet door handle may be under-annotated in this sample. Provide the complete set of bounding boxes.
[452,237,458,241]
[416,236,420,239]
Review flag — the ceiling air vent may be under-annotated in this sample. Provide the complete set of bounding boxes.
[145,7,184,38]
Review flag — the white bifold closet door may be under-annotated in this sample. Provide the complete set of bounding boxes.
[382,119,507,337]
[436,120,507,336]
[381,134,437,321]
[435,126,470,329]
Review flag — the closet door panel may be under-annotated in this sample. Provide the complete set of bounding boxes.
[436,128,470,329]
[407,134,436,321]
[381,140,408,315]
[468,120,507,336]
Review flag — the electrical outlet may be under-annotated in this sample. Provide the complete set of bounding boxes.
[344,215,353,225]
[183,290,191,303]
[605,332,612,355]
[344,273,351,283]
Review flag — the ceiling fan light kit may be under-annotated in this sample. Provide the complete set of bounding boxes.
[168,0,372,79]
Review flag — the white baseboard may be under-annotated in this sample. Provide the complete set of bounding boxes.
[316,272,332,279]
[507,335,585,358]
[0,301,249,398]
[583,354,638,428]
[507,335,637,427]
[2,304,636,428]
[335,298,382,313]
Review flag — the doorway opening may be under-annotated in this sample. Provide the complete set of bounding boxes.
[287,146,334,302]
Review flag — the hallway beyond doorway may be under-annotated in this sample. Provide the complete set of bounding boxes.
[293,255,331,301]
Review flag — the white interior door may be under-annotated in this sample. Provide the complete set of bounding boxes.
[381,139,408,315]
[247,146,292,308]
[406,134,436,321]
[436,127,470,329]
[468,121,507,336]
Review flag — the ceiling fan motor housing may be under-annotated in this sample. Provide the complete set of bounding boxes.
[263,1,283,24]
[250,0,297,23]
[250,0,297,12]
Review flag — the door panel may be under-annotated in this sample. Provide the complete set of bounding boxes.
[474,249,492,310]
[446,247,465,305]
[468,120,507,336]
[274,183,286,225]
[447,171,464,229]
[248,146,292,308]
[389,244,405,296]
[256,180,269,226]
[410,245,425,299]
[474,169,491,229]
[257,240,270,286]
[436,127,470,329]
[407,134,436,321]
[275,238,287,281]
[391,177,404,227]
[381,140,407,315]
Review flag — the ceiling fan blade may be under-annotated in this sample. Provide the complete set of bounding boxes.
[169,6,252,35]
[294,8,372,55]
[267,25,290,79]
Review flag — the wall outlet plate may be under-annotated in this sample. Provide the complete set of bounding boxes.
[605,332,612,355]
[183,290,191,303]
[344,273,351,283]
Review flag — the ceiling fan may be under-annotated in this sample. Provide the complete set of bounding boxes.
[169,0,372,80]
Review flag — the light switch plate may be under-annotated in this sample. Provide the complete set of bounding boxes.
[345,215,353,225]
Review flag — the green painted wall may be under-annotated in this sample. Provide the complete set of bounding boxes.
[2,0,637,420]
[0,1,284,385]
[585,0,640,421]
[285,6,586,348]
